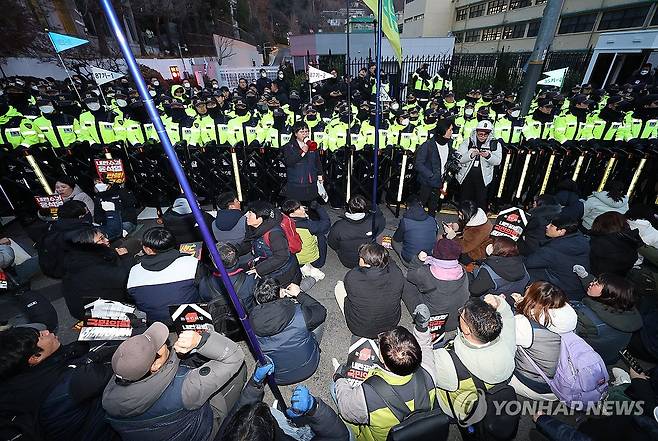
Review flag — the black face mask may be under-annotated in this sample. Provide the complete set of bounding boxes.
[273,114,286,130]
[465,96,477,103]
[306,114,318,121]
[236,107,249,117]
[357,109,369,120]
[246,95,258,107]
[340,113,350,124]
[289,98,301,112]
[170,107,186,122]
[313,104,324,113]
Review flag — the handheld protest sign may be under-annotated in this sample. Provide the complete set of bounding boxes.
[491,207,528,241]
[170,304,214,335]
[35,194,64,219]
[179,242,203,260]
[344,336,384,387]
[79,299,137,341]
[95,158,126,184]
[429,313,449,345]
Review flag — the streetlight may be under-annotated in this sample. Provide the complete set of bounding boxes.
[178,43,189,78]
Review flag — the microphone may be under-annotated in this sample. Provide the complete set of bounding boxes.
[304,137,318,151]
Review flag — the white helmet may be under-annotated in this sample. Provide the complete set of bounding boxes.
[475,120,493,132]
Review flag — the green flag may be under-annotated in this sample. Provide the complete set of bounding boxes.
[363,0,402,64]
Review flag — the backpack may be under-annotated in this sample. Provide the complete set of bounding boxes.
[519,331,609,407]
[264,215,303,254]
[366,372,449,441]
[476,264,530,296]
[446,350,519,441]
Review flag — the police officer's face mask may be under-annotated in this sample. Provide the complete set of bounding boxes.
[212,83,219,89]
[116,99,128,108]
[400,118,409,126]
[340,113,350,124]
[153,80,160,86]
[464,108,474,117]
[183,81,191,88]
[87,102,101,112]
[39,105,55,114]
[261,72,267,78]
[148,89,157,97]
[306,113,318,121]
[511,110,520,118]
[278,73,284,80]
[235,106,248,116]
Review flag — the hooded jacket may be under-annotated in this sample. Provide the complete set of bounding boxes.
[212,209,246,245]
[328,211,386,269]
[250,293,326,384]
[37,217,93,278]
[343,262,405,339]
[575,297,643,364]
[62,243,132,319]
[455,208,493,261]
[127,249,201,323]
[0,341,118,441]
[455,130,502,187]
[62,185,95,218]
[392,204,438,262]
[581,191,629,230]
[514,304,578,386]
[162,198,215,245]
[554,190,584,222]
[517,203,562,256]
[525,232,590,300]
[468,255,529,297]
[589,228,643,277]
[103,331,245,441]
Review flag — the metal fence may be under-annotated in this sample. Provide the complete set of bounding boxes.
[312,49,593,100]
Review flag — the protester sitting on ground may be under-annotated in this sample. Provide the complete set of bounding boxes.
[402,238,469,346]
[62,228,132,320]
[328,194,386,269]
[103,323,246,441]
[0,237,40,290]
[250,278,326,385]
[517,194,562,256]
[335,243,404,339]
[162,195,214,245]
[127,227,204,323]
[92,180,139,235]
[334,319,443,441]
[237,201,302,287]
[391,195,438,268]
[218,360,350,441]
[55,176,95,218]
[589,211,643,277]
[571,270,643,365]
[443,199,493,263]
[626,204,658,267]
[432,295,517,422]
[469,236,530,298]
[525,215,591,300]
[212,192,246,246]
[554,179,584,222]
[510,281,577,401]
[0,325,119,441]
[281,199,330,278]
[581,180,630,231]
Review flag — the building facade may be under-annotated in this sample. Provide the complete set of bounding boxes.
[402,0,658,53]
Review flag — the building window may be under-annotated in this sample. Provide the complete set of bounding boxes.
[598,6,650,31]
[456,7,468,21]
[558,13,597,34]
[527,20,540,37]
[509,0,531,10]
[469,3,486,18]
[454,31,464,43]
[502,23,526,39]
[481,26,503,41]
[488,0,508,15]
[465,29,481,42]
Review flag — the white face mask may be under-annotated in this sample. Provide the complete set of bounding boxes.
[39,105,54,114]
[87,102,101,111]
[391,102,399,111]
[149,89,157,97]
[212,83,219,89]
[183,82,190,88]
[465,108,474,117]
[511,110,520,118]
[95,183,109,193]
[153,80,160,86]
[400,118,410,126]
[641,70,649,75]
[261,72,267,78]
[116,99,128,108]
[278,73,284,79]
[485,244,494,256]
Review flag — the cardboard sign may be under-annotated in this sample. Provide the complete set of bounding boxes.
[35,194,64,218]
[429,313,449,344]
[170,303,214,334]
[79,299,136,341]
[0,270,7,290]
[95,159,126,184]
[344,337,383,387]
[491,207,528,241]
[179,242,203,260]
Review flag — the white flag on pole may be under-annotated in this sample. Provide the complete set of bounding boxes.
[379,88,392,102]
[91,66,125,86]
[308,66,333,84]
[537,67,568,88]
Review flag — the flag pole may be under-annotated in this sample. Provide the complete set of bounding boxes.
[371,0,383,234]
[99,0,286,406]
[55,51,83,102]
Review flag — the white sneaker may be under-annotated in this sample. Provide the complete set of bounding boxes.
[309,266,325,281]
[611,367,631,386]
[300,263,314,277]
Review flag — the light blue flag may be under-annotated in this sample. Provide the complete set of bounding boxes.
[48,32,89,53]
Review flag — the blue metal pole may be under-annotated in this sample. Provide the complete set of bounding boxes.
[99,0,285,404]
[372,0,383,234]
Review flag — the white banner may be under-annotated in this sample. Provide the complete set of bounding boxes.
[308,65,333,84]
[91,66,125,86]
[537,67,568,88]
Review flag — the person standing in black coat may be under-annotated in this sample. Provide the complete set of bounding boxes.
[517,194,562,256]
[62,228,133,320]
[589,211,644,277]
[92,181,139,235]
[414,119,454,216]
[162,196,215,245]
[282,122,323,204]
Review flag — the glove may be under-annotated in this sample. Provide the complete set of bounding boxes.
[286,385,316,418]
[413,304,431,332]
[572,265,588,278]
[253,358,274,384]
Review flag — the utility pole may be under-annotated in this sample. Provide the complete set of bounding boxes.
[519,0,564,116]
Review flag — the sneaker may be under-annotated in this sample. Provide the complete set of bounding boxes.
[300,263,314,277]
[611,367,631,386]
[309,266,325,281]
